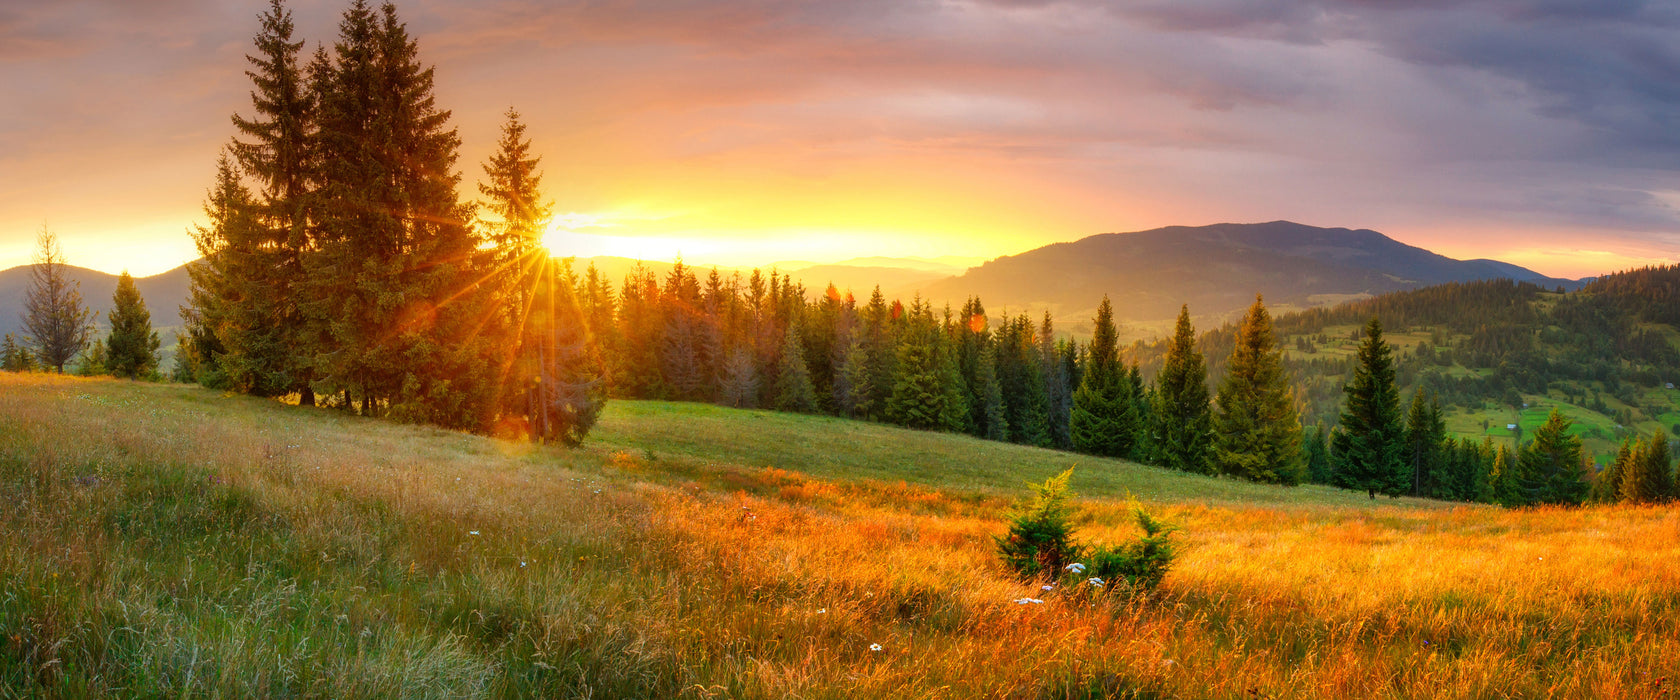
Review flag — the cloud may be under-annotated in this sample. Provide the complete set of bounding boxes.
[3,0,1680,277]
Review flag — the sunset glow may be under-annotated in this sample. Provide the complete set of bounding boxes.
[3,1,1679,278]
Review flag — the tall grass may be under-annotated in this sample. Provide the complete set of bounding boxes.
[2,373,1677,698]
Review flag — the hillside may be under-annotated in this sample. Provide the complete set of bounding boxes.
[915,221,1576,339]
[1124,269,1680,464]
[0,263,191,338]
[3,373,1677,698]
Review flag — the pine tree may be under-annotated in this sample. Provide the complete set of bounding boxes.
[886,301,966,431]
[1151,305,1215,474]
[1040,312,1074,450]
[182,155,252,390]
[1213,295,1302,484]
[996,314,1051,447]
[1303,422,1333,485]
[1401,389,1448,497]
[305,1,489,425]
[523,260,608,446]
[775,324,818,413]
[978,343,1008,441]
[837,333,873,417]
[1331,317,1407,498]
[104,272,162,380]
[21,226,95,373]
[1071,297,1138,457]
[1600,438,1634,503]
[479,108,566,435]
[1626,429,1674,503]
[719,346,760,409]
[228,0,314,401]
[1,334,26,372]
[1515,408,1590,506]
[73,342,108,377]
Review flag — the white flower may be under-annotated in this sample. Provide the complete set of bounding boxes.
[1087,577,1105,587]
[520,561,527,568]
[1014,598,1044,605]
[468,530,480,536]
[1041,585,1055,592]
[817,608,827,614]
[869,643,883,652]
[1065,563,1086,574]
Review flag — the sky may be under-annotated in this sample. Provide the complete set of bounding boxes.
[3,0,1680,278]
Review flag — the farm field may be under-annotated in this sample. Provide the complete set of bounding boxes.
[3,373,1680,698]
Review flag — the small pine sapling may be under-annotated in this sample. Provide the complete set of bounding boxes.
[995,468,1082,580]
[1085,506,1179,592]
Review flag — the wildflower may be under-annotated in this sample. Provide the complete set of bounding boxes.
[468,531,480,536]
[1041,585,1055,592]
[817,608,827,614]
[1088,577,1105,587]
[520,561,527,568]
[1014,598,1044,605]
[869,643,882,652]
[1065,563,1086,574]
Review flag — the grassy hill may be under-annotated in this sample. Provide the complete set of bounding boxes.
[3,374,1678,697]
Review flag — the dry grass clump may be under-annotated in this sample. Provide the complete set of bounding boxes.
[1,373,1678,698]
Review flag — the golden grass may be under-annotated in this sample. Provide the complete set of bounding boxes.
[2,373,1678,698]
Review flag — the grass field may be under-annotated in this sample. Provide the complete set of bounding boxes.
[3,373,1680,698]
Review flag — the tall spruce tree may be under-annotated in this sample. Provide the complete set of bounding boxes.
[228,0,314,402]
[104,272,162,379]
[21,226,95,373]
[1151,305,1215,473]
[1332,317,1407,498]
[1070,297,1137,457]
[305,1,489,425]
[978,343,1008,441]
[1213,295,1302,484]
[1040,312,1074,450]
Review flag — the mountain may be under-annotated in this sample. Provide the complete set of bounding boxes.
[0,263,192,339]
[912,221,1578,339]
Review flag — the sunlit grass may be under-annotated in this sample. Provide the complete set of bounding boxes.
[2,373,1678,698]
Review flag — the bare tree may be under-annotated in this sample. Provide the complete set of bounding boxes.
[22,226,96,373]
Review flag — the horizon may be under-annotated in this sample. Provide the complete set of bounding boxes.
[5,1,1680,279]
[0,219,1647,282]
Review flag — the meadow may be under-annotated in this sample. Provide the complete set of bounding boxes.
[3,373,1679,698]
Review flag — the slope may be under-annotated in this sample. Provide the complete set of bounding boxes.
[3,373,1676,698]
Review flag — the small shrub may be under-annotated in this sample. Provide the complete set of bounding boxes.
[995,468,1082,580]
[1085,507,1179,591]
[996,470,1180,593]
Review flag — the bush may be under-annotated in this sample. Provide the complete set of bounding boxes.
[1085,507,1179,591]
[995,469,1180,593]
[994,468,1081,580]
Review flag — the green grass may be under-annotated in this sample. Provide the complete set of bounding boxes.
[589,400,1413,510]
[4,374,1680,699]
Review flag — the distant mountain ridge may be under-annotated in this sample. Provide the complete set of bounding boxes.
[0,222,1580,345]
[911,221,1578,338]
[0,264,192,339]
